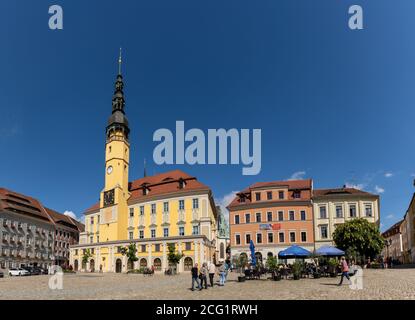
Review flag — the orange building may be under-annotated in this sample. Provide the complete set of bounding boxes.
[228,179,314,264]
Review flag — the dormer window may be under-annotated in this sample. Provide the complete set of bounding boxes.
[293,190,301,199]
[240,196,246,203]
[178,178,186,189]
[255,192,261,201]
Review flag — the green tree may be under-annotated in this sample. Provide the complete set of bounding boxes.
[81,249,92,269]
[265,255,278,271]
[120,243,139,270]
[333,218,384,261]
[167,243,184,270]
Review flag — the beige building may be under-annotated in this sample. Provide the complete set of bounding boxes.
[313,187,380,248]
[381,220,403,262]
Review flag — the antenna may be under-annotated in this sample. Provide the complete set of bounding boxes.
[118,47,122,75]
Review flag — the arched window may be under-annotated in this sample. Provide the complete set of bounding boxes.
[90,259,95,272]
[154,258,162,271]
[140,258,147,268]
[184,257,193,271]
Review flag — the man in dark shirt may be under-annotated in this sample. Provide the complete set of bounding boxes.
[191,263,201,291]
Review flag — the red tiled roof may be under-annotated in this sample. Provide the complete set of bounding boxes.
[313,188,376,197]
[227,179,312,208]
[84,170,211,213]
[0,187,84,231]
[0,188,53,222]
[382,219,403,237]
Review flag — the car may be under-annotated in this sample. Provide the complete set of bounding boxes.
[8,268,30,276]
[22,266,41,275]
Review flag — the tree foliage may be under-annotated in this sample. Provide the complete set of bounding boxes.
[120,243,139,264]
[333,218,384,259]
[167,243,183,266]
[82,249,92,265]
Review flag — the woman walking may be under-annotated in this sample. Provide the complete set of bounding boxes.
[200,263,208,290]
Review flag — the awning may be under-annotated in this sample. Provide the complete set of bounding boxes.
[315,246,345,256]
[278,245,312,259]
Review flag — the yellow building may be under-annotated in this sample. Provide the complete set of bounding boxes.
[70,60,218,273]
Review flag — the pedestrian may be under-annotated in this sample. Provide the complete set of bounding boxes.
[224,260,230,283]
[338,256,351,286]
[200,263,208,289]
[218,263,226,286]
[191,263,201,291]
[208,262,216,287]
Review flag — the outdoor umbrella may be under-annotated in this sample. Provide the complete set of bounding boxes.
[315,246,345,257]
[249,240,257,266]
[278,245,312,259]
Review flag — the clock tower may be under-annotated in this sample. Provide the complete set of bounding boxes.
[99,50,131,241]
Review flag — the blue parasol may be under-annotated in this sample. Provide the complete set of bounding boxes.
[315,246,345,257]
[278,245,312,259]
[249,240,256,266]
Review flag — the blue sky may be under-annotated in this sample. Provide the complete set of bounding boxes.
[0,0,414,231]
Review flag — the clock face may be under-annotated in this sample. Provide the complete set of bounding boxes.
[107,166,113,175]
[103,189,115,207]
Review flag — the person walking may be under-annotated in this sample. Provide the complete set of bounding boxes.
[208,262,216,287]
[338,256,350,286]
[224,260,230,284]
[200,263,208,289]
[191,263,201,291]
[218,263,226,286]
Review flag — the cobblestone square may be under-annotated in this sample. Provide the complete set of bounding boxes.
[1,268,415,300]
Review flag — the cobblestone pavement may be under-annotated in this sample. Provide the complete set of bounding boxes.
[1,268,415,300]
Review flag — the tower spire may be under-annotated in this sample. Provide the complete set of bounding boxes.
[118,47,122,75]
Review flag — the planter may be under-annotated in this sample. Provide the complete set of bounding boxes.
[329,272,337,278]
[272,274,282,281]
[313,272,321,279]
[238,276,246,282]
[293,274,300,280]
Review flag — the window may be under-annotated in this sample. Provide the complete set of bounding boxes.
[256,213,262,223]
[235,234,241,245]
[163,228,169,237]
[293,191,301,198]
[255,192,261,201]
[163,202,169,213]
[245,213,251,224]
[155,244,160,252]
[129,232,133,240]
[267,192,273,200]
[90,217,94,225]
[151,204,156,214]
[151,229,156,238]
[179,200,185,210]
[319,206,327,219]
[97,215,100,223]
[289,211,295,221]
[335,205,343,218]
[267,212,273,222]
[290,232,296,242]
[141,245,146,252]
[97,235,100,243]
[256,233,262,244]
[185,242,191,250]
[278,191,284,200]
[140,206,144,216]
[129,208,134,217]
[301,232,307,242]
[234,215,240,225]
[192,226,199,235]
[279,233,285,243]
[365,204,373,217]
[321,225,328,239]
[268,233,274,243]
[139,230,144,239]
[193,198,199,209]
[90,236,93,244]
[349,204,357,218]
[179,226,185,236]
[278,211,284,221]
[300,210,306,221]
[246,234,251,244]
[75,249,78,255]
